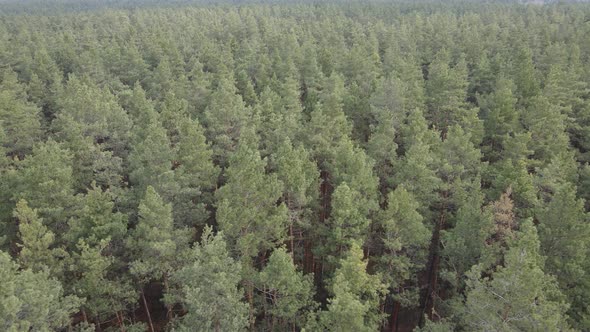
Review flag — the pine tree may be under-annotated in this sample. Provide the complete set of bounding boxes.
[272,140,319,263]
[173,117,219,228]
[521,96,570,167]
[66,183,127,248]
[486,158,538,219]
[215,143,288,258]
[110,41,149,87]
[121,82,159,135]
[435,125,484,188]
[128,119,178,202]
[53,74,132,158]
[215,141,288,325]
[441,183,494,291]
[15,199,66,275]
[255,87,286,157]
[375,185,431,330]
[366,77,402,190]
[173,227,248,332]
[537,184,590,327]
[185,57,212,116]
[11,140,75,230]
[460,220,570,331]
[322,183,369,263]
[127,186,187,285]
[0,250,80,331]
[329,140,380,217]
[257,247,315,330]
[426,51,481,139]
[27,47,63,119]
[305,73,352,166]
[512,46,540,107]
[377,186,431,306]
[0,70,42,158]
[320,243,386,332]
[70,239,135,324]
[158,91,189,146]
[203,76,252,166]
[393,135,441,216]
[127,186,190,326]
[478,77,520,162]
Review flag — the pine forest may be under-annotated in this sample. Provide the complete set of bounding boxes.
[1,0,590,331]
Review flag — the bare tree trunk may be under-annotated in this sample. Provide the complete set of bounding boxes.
[163,275,172,320]
[246,282,255,330]
[270,290,277,331]
[116,311,126,332]
[419,191,447,326]
[289,222,295,260]
[141,290,155,332]
[95,317,102,332]
[304,236,314,274]
[391,301,400,332]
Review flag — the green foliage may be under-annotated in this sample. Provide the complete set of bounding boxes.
[441,184,494,293]
[322,183,369,262]
[66,183,127,248]
[376,186,431,306]
[173,117,219,228]
[0,70,42,158]
[426,51,481,139]
[257,247,315,330]
[394,133,441,214]
[537,184,590,328]
[522,96,570,167]
[128,119,177,201]
[15,200,65,275]
[173,228,248,332]
[53,75,131,157]
[460,220,570,331]
[320,243,386,332]
[11,140,75,228]
[127,186,187,284]
[0,250,80,331]
[203,76,252,166]
[70,239,135,319]
[215,143,288,258]
[1,2,590,330]
[478,77,520,161]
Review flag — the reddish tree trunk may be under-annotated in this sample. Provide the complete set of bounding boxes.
[304,238,314,274]
[116,311,126,332]
[289,222,295,260]
[391,301,400,332]
[95,317,102,332]
[246,283,255,329]
[420,191,447,326]
[163,275,172,320]
[141,290,155,332]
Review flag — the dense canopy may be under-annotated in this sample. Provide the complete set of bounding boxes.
[1,0,590,331]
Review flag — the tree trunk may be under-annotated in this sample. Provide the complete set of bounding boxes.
[289,221,295,260]
[270,290,277,331]
[248,284,255,330]
[163,275,172,320]
[419,191,447,326]
[304,236,314,274]
[95,317,102,332]
[82,309,88,323]
[116,311,126,332]
[391,301,400,332]
[141,290,155,332]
